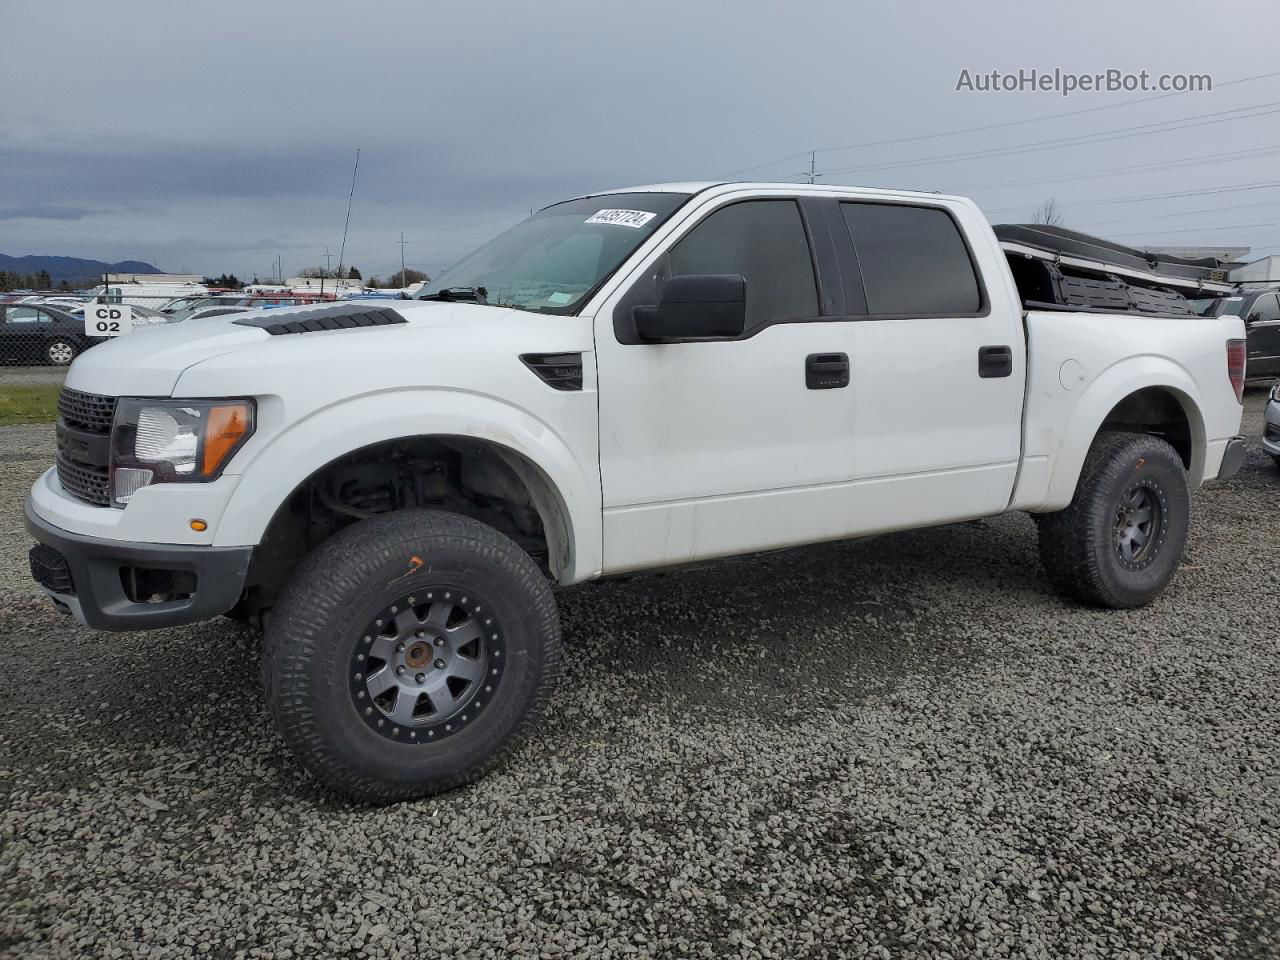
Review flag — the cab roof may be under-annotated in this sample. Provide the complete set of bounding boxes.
[581,180,969,205]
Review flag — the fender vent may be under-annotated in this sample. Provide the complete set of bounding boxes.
[233,302,407,336]
[521,353,583,391]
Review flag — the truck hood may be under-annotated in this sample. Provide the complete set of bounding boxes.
[64,301,508,397]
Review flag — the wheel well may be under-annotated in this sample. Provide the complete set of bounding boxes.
[231,436,571,624]
[1098,387,1194,469]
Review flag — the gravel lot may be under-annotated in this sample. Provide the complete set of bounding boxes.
[2,389,1278,959]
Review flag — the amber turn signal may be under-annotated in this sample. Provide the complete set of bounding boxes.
[201,403,253,476]
[190,519,208,532]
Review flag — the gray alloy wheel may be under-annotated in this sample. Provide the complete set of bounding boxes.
[350,590,503,743]
[1113,482,1164,569]
[46,339,76,365]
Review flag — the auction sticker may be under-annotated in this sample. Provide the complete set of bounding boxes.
[585,209,656,228]
[85,303,133,337]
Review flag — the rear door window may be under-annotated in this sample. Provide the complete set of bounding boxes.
[840,202,983,316]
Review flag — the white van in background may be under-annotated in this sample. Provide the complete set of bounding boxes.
[85,275,209,308]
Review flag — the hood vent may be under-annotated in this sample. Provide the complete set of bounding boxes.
[521,353,583,391]
[233,302,407,336]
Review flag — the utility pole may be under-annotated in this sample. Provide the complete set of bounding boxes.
[321,246,332,298]
[794,151,823,185]
[400,232,408,287]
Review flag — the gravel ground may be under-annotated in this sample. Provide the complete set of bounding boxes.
[2,389,1278,959]
[0,367,67,387]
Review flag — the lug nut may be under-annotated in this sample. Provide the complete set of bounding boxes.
[415,672,426,683]
[415,630,425,638]
[396,643,405,653]
[396,665,406,675]
[434,658,446,670]
[433,637,444,647]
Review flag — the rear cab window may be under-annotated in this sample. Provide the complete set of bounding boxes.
[840,202,984,317]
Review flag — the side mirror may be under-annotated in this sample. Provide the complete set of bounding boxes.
[1247,312,1261,325]
[633,274,746,341]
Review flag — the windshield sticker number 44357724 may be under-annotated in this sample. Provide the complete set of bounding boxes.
[585,209,656,228]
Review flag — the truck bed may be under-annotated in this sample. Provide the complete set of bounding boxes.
[996,223,1234,318]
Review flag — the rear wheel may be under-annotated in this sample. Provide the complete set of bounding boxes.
[1036,432,1190,609]
[263,509,561,802]
[45,339,77,365]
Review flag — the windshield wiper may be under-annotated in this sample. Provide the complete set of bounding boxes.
[417,286,488,304]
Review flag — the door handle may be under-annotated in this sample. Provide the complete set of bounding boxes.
[978,345,1013,379]
[805,352,849,389]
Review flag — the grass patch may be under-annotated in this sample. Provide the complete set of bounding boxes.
[0,384,61,426]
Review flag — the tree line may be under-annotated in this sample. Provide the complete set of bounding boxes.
[293,266,429,288]
[0,271,78,292]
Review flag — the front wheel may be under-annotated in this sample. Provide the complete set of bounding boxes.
[1035,432,1190,609]
[263,509,561,802]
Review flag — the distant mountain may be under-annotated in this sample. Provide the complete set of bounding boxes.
[0,254,161,285]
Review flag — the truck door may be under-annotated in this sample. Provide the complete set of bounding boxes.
[593,196,860,573]
[1245,292,1280,377]
[835,199,1026,530]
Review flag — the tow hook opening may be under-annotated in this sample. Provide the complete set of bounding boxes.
[121,566,197,604]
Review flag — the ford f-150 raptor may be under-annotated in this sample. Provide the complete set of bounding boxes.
[26,182,1248,801]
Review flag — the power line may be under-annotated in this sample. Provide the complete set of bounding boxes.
[1101,221,1279,239]
[819,101,1280,178]
[1078,198,1280,230]
[949,143,1280,194]
[983,179,1280,216]
[721,69,1280,179]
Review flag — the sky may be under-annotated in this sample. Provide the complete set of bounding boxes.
[3,0,1280,280]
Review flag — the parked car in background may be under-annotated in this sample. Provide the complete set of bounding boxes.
[61,303,173,327]
[1264,382,1280,467]
[183,305,251,322]
[1195,288,1280,379]
[0,303,93,365]
[158,294,212,315]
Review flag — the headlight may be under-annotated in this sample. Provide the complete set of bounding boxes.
[1271,382,1280,403]
[110,398,255,506]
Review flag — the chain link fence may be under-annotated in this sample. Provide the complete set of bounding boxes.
[0,289,353,367]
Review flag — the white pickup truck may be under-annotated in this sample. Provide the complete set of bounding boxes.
[26,182,1247,801]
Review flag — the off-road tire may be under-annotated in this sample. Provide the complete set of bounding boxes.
[263,509,561,802]
[1036,432,1190,609]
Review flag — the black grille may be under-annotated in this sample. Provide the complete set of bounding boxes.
[1267,422,1280,442]
[56,456,111,505]
[58,388,117,433]
[29,544,74,595]
[56,387,117,506]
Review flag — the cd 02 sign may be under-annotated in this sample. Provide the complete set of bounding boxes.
[85,304,133,338]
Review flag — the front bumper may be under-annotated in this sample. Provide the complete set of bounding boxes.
[1264,401,1280,458]
[25,498,252,631]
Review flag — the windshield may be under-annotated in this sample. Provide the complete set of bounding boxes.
[417,192,689,313]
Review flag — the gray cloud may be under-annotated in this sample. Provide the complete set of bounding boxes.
[0,204,103,221]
